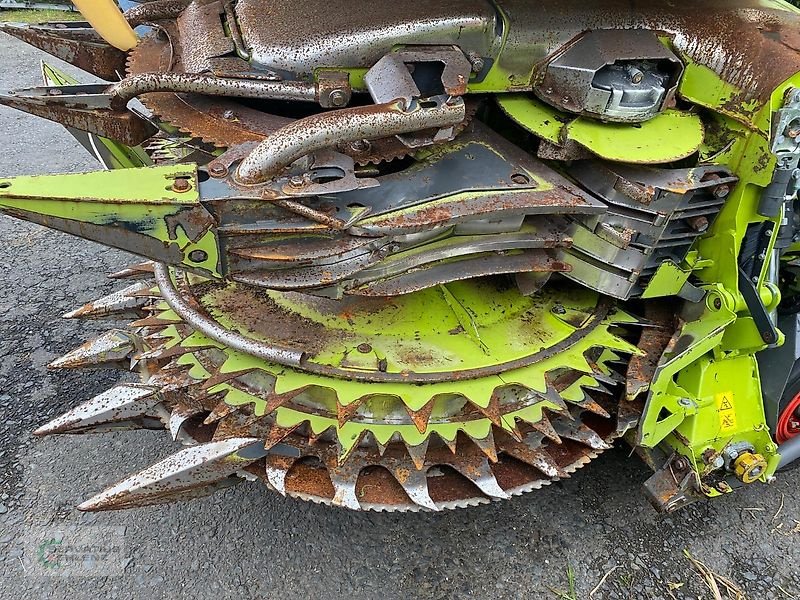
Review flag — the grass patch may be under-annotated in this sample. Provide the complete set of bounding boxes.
[0,8,83,23]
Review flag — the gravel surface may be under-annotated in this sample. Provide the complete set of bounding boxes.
[0,33,799,600]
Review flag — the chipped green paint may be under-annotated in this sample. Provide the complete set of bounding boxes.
[0,166,221,277]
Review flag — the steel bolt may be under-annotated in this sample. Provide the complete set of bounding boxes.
[223,110,236,121]
[350,139,371,153]
[357,343,372,354]
[551,304,566,315]
[678,397,692,407]
[712,184,730,198]
[673,457,689,470]
[329,90,347,107]
[717,481,732,493]
[467,52,485,73]
[686,215,709,232]
[208,162,228,178]
[713,297,722,310]
[289,175,305,188]
[171,178,191,193]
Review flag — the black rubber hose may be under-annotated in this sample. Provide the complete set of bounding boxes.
[777,433,800,469]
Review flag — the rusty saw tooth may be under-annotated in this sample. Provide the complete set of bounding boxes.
[109,262,156,280]
[573,393,612,419]
[551,417,612,451]
[497,431,568,479]
[404,438,430,471]
[34,384,163,436]
[449,454,509,500]
[48,329,139,370]
[77,438,266,512]
[527,411,563,445]
[386,461,438,511]
[471,430,499,463]
[0,22,128,82]
[329,467,361,510]
[203,398,240,425]
[404,399,435,434]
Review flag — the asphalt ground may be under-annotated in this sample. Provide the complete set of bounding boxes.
[0,32,799,600]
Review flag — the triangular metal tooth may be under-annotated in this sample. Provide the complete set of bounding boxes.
[130,315,183,328]
[405,399,435,434]
[63,281,155,320]
[265,454,295,496]
[329,469,361,510]
[264,423,302,450]
[49,329,138,370]
[473,394,503,427]
[135,343,209,362]
[337,430,367,465]
[200,368,256,391]
[108,260,154,279]
[497,431,568,478]
[575,394,611,419]
[203,400,239,425]
[109,262,155,280]
[337,399,363,428]
[404,438,430,470]
[471,430,499,463]
[451,456,509,499]
[390,464,438,510]
[34,384,162,436]
[551,418,611,450]
[77,438,266,511]
[538,383,570,412]
[147,365,196,393]
[169,403,205,441]
[528,411,563,445]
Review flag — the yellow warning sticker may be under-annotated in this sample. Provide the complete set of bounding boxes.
[716,391,737,432]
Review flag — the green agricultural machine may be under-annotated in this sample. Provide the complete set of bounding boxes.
[2,0,800,512]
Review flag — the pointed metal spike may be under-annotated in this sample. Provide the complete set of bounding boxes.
[264,424,302,450]
[575,395,611,419]
[135,343,213,362]
[528,412,563,445]
[169,403,205,441]
[0,22,128,81]
[551,418,611,450]
[337,430,367,465]
[78,438,266,511]
[130,315,183,328]
[451,456,509,499]
[498,432,568,479]
[391,465,438,511]
[200,368,256,391]
[109,262,156,280]
[405,399,435,434]
[203,400,239,425]
[405,438,430,471]
[49,329,137,370]
[329,470,361,510]
[538,383,569,412]
[337,399,363,428]
[471,430,498,463]
[474,394,503,428]
[34,383,162,436]
[64,281,154,320]
[0,84,157,146]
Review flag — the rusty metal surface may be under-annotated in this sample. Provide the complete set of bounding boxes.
[495,0,800,119]
[125,0,191,27]
[236,0,497,77]
[235,97,466,184]
[0,22,128,81]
